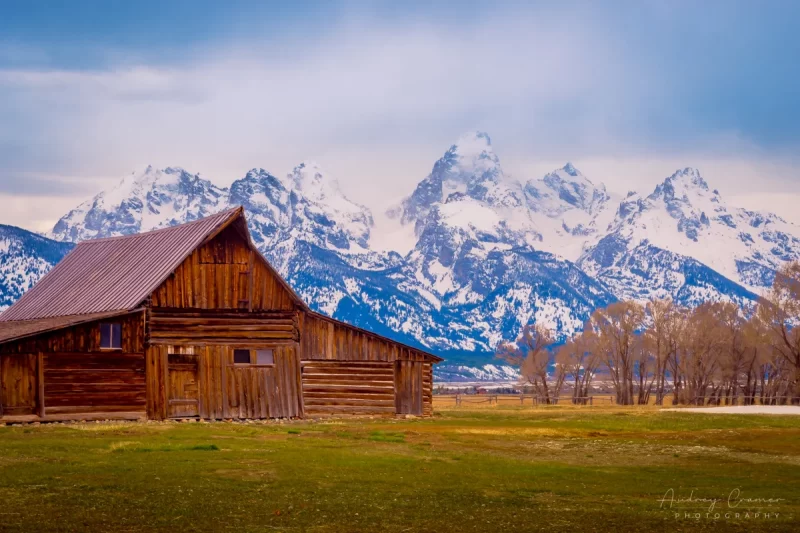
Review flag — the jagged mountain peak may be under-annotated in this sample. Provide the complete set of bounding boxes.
[525,162,613,220]
[653,167,712,199]
[48,165,227,242]
[243,167,279,181]
[561,161,580,177]
[450,130,494,157]
[581,165,800,300]
[397,131,521,230]
[288,161,371,220]
[444,130,502,183]
[290,160,334,189]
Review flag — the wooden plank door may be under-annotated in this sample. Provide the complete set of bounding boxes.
[167,350,200,418]
[0,355,38,416]
[394,360,423,415]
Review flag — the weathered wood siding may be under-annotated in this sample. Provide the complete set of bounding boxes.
[0,313,145,355]
[146,344,302,420]
[394,360,423,415]
[150,226,295,311]
[299,312,437,416]
[301,361,395,416]
[147,310,298,346]
[422,362,433,416]
[300,313,431,362]
[43,353,146,415]
[1,313,146,420]
[0,354,38,416]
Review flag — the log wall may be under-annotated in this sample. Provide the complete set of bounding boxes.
[0,313,145,355]
[300,312,432,362]
[147,310,299,346]
[301,361,396,416]
[1,313,147,420]
[43,353,146,415]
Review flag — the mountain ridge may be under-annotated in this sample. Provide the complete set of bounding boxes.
[4,131,800,381]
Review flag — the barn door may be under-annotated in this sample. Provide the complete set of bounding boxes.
[0,355,38,416]
[167,350,200,418]
[394,360,423,415]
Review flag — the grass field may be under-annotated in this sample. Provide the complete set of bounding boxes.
[0,404,798,532]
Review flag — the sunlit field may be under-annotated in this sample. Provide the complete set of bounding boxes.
[0,405,797,532]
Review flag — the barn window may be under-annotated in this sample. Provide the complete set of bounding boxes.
[233,349,251,364]
[256,349,274,365]
[232,348,275,366]
[100,323,122,349]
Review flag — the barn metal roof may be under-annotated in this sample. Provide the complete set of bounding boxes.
[0,207,245,322]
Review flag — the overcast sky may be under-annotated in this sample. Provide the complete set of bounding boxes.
[2,0,800,232]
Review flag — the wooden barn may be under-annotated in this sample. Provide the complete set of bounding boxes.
[0,207,441,422]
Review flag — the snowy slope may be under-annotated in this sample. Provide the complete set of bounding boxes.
[390,132,617,350]
[579,168,800,305]
[49,166,227,241]
[0,225,73,311]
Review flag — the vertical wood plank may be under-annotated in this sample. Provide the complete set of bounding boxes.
[37,353,44,418]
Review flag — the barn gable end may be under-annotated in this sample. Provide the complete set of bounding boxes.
[150,221,297,312]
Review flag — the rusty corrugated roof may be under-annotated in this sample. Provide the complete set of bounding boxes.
[0,310,139,344]
[0,207,243,322]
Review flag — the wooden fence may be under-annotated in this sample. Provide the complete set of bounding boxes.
[436,394,616,407]
[435,393,800,408]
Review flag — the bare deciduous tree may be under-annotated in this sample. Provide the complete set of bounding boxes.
[495,264,800,406]
[496,323,559,403]
[588,301,646,405]
[758,261,800,402]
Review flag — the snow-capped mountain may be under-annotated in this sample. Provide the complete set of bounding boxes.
[50,166,227,241]
[0,225,73,310]
[578,167,800,305]
[5,131,800,381]
[392,132,616,349]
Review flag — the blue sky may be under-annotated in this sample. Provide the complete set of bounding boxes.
[2,0,800,230]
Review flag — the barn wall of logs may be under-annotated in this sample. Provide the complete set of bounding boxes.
[299,312,434,416]
[0,313,146,420]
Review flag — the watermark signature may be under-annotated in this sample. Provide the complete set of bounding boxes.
[659,488,786,521]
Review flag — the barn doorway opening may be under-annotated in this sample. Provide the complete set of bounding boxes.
[167,351,200,418]
[394,360,423,416]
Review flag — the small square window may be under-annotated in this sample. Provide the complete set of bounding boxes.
[233,349,251,364]
[100,323,121,349]
[256,349,274,366]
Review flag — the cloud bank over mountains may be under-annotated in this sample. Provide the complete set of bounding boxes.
[2,2,800,230]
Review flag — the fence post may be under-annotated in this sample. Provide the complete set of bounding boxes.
[455,394,461,407]
[589,396,593,406]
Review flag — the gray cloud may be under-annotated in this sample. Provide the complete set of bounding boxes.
[0,5,799,231]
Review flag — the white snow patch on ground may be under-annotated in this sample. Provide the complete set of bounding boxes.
[663,405,800,415]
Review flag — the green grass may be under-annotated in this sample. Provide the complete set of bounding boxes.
[0,406,798,532]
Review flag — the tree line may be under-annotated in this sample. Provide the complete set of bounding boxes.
[496,261,800,405]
